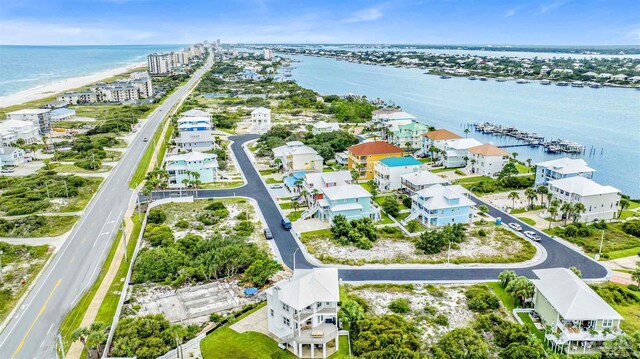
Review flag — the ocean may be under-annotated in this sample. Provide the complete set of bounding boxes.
[286,54,640,197]
[0,45,184,96]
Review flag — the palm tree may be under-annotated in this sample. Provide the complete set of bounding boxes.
[511,152,519,160]
[273,158,282,172]
[464,128,470,138]
[71,327,90,356]
[526,158,532,170]
[299,189,310,207]
[405,141,412,149]
[546,192,553,205]
[508,191,520,209]
[536,185,549,206]
[561,202,574,225]
[525,188,537,208]
[572,202,586,222]
[618,198,629,218]
[548,205,558,229]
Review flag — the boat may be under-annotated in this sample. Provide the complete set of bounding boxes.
[479,77,488,81]
[540,80,551,85]
[496,78,508,82]
[571,81,584,88]
[516,79,529,84]
[440,75,451,79]
[468,76,477,80]
[556,82,569,87]
[589,82,601,88]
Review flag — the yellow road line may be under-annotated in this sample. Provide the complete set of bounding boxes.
[12,278,62,359]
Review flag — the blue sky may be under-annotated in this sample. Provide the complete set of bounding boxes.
[1,0,639,45]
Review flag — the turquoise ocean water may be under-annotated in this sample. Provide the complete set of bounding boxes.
[0,45,183,96]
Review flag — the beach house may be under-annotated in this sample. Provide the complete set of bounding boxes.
[383,119,428,149]
[441,138,483,168]
[404,184,475,227]
[534,158,595,187]
[165,152,218,187]
[49,108,77,123]
[272,141,324,173]
[302,184,380,222]
[347,141,405,180]
[0,119,41,146]
[467,143,509,177]
[250,107,272,134]
[547,176,620,222]
[0,147,27,166]
[532,268,623,354]
[266,268,340,358]
[181,109,212,120]
[6,109,51,135]
[302,171,352,203]
[312,121,340,134]
[371,108,416,128]
[175,116,216,151]
[401,170,450,196]
[421,129,462,157]
[374,156,424,191]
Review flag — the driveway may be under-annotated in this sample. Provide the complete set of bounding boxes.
[149,135,609,282]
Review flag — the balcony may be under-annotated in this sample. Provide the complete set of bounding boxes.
[294,323,338,345]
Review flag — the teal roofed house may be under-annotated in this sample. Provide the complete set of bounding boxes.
[374,156,424,191]
[384,119,428,149]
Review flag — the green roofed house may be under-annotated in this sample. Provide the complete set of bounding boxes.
[383,119,428,149]
[374,156,424,191]
[532,268,624,354]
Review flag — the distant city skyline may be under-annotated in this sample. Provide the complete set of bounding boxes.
[0,0,639,46]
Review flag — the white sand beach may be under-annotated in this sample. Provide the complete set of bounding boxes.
[0,62,146,108]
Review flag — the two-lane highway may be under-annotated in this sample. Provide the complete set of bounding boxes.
[0,55,213,359]
[150,135,609,283]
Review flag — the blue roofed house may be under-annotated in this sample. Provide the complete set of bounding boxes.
[49,108,76,122]
[374,156,424,191]
[404,184,475,227]
[302,184,380,222]
[175,116,216,151]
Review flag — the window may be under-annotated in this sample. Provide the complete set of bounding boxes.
[282,303,289,312]
[602,319,613,327]
[283,316,290,327]
[270,309,274,317]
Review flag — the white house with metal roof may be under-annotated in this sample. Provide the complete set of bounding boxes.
[181,109,212,120]
[401,170,450,196]
[175,116,216,151]
[532,268,623,354]
[266,268,340,358]
[371,108,416,128]
[548,176,620,222]
[535,158,595,187]
[311,121,340,134]
[5,109,51,135]
[272,141,323,173]
[49,108,77,122]
[302,171,352,202]
[302,183,380,222]
[0,119,41,146]
[404,184,475,227]
[165,152,218,187]
[250,107,272,134]
[441,138,483,168]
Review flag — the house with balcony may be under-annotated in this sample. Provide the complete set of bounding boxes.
[303,171,352,203]
[266,268,340,359]
[250,107,272,134]
[371,108,416,128]
[467,143,509,177]
[302,184,380,222]
[175,116,216,151]
[547,176,620,222]
[165,152,218,187]
[421,129,462,158]
[272,141,324,173]
[441,138,483,168]
[6,109,51,135]
[404,184,475,227]
[532,268,623,354]
[374,156,423,191]
[0,119,41,146]
[181,109,212,120]
[383,119,428,149]
[347,141,405,180]
[534,158,595,187]
[401,170,450,196]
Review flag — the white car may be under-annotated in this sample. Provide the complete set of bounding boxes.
[508,223,522,231]
[524,231,541,241]
[271,184,284,189]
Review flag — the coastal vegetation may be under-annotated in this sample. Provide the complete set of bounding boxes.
[546,221,640,257]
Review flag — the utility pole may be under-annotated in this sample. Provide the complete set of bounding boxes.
[598,229,605,256]
[45,181,51,200]
[136,190,142,222]
[447,240,451,265]
[121,221,128,262]
[0,250,4,284]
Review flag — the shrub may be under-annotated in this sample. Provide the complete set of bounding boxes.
[234,220,255,236]
[402,196,412,209]
[147,209,167,224]
[388,298,410,314]
[209,313,224,323]
[74,158,102,170]
[175,219,189,229]
[627,284,639,292]
[235,212,248,221]
[143,224,174,247]
[465,285,500,312]
[478,229,487,237]
[454,169,465,176]
[406,220,421,233]
[205,201,227,211]
[243,259,282,287]
[382,197,400,218]
[433,314,449,326]
[331,215,378,249]
[423,304,437,316]
[622,220,640,237]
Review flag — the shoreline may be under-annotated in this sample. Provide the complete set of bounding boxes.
[0,62,147,108]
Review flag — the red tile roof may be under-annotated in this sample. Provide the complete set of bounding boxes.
[348,141,404,156]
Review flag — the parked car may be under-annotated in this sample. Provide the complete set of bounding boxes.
[508,223,522,231]
[281,218,292,231]
[1,168,14,173]
[271,184,284,189]
[524,231,541,241]
[143,137,148,142]
[263,227,274,240]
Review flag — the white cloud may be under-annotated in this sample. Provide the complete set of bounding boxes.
[341,6,384,24]
[539,1,570,14]
[504,8,517,18]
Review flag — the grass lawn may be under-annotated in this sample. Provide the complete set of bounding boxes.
[60,178,103,212]
[514,163,530,174]
[300,228,332,239]
[518,217,536,226]
[546,222,640,256]
[129,117,166,188]
[287,210,303,221]
[518,312,547,345]
[620,201,640,219]
[323,167,336,172]
[431,167,456,173]
[378,212,394,225]
[199,181,245,189]
[604,246,640,260]
[265,178,283,184]
[453,175,492,185]
[359,182,374,193]
[156,124,174,165]
[259,169,278,175]
[418,157,432,163]
[53,163,113,174]
[487,282,516,311]
[373,196,408,210]
[592,283,640,333]
[12,215,78,237]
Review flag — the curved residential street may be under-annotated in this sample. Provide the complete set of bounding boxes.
[0,57,213,359]
[150,134,610,282]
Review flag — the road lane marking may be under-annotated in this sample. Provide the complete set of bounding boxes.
[11,278,62,359]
